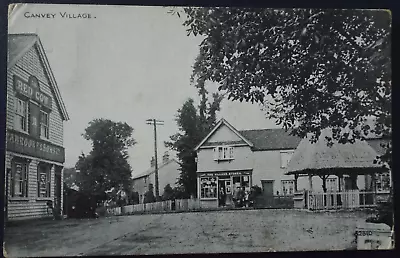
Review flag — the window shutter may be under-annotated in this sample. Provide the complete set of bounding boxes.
[24,163,28,197]
[10,165,14,197]
[37,168,40,197]
[229,147,234,159]
[213,147,218,160]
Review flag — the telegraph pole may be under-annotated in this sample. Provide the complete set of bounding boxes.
[146,119,164,199]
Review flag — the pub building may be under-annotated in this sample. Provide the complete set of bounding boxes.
[5,34,69,221]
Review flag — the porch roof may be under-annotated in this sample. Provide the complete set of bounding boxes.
[285,129,388,176]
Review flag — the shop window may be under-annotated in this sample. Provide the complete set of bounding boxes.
[326,178,338,192]
[40,110,49,139]
[213,146,234,161]
[375,172,391,193]
[281,180,294,195]
[38,163,51,197]
[200,177,217,198]
[11,160,29,197]
[280,151,294,168]
[14,97,28,132]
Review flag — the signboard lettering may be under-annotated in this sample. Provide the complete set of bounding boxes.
[14,75,52,110]
[199,171,251,177]
[6,130,65,163]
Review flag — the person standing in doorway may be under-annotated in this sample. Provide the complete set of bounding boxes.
[219,187,226,207]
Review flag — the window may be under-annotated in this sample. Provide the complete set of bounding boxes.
[213,146,234,161]
[281,180,294,195]
[40,111,49,139]
[200,177,217,198]
[375,172,391,192]
[280,151,294,168]
[11,160,29,197]
[326,178,338,192]
[38,163,51,197]
[14,98,28,132]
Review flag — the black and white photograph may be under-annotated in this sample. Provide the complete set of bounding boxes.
[3,3,393,256]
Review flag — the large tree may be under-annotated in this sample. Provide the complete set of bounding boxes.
[75,119,136,200]
[170,8,391,168]
[165,94,223,198]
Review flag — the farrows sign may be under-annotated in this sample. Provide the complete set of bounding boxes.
[6,130,65,163]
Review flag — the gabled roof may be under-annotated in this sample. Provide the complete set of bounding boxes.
[286,129,387,175]
[132,159,179,180]
[239,128,302,151]
[194,118,254,151]
[366,138,389,156]
[8,33,69,121]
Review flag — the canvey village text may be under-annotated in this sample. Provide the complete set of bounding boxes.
[24,12,94,19]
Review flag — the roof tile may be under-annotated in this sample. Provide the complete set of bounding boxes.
[239,128,302,151]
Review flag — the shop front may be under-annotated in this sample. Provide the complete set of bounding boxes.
[197,170,252,208]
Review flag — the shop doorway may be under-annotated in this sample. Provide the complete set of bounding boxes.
[218,179,232,207]
[262,180,274,197]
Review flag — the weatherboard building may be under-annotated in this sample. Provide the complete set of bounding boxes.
[5,34,69,221]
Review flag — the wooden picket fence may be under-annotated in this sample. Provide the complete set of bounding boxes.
[107,199,201,216]
[307,190,376,210]
[175,199,201,211]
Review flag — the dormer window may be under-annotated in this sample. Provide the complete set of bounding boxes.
[213,146,234,161]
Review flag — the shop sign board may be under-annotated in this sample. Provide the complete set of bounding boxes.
[199,171,251,177]
[14,75,52,110]
[6,129,65,163]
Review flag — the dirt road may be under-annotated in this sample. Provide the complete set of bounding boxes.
[4,209,371,256]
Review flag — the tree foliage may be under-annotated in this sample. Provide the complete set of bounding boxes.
[171,8,391,169]
[63,167,78,188]
[162,184,175,201]
[144,184,156,203]
[165,94,223,198]
[75,119,136,200]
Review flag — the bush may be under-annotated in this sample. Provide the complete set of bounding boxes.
[162,184,174,201]
[143,190,156,204]
[366,193,393,228]
[96,206,107,217]
[130,191,140,204]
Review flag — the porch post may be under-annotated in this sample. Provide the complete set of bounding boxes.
[321,175,327,193]
[294,174,298,192]
[197,176,200,199]
[337,174,343,206]
[308,174,313,191]
[371,173,377,204]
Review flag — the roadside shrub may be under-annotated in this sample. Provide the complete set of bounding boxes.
[366,192,393,228]
[144,190,156,204]
[130,191,140,204]
[251,185,262,196]
[96,206,107,217]
[162,184,174,201]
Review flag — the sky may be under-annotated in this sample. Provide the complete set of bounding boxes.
[8,4,279,176]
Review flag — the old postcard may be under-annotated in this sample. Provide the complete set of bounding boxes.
[4,4,393,256]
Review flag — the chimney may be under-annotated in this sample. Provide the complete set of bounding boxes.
[162,151,169,164]
[150,156,155,168]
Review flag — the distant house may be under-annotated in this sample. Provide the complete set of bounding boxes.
[194,118,390,209]
[132,152,180,203]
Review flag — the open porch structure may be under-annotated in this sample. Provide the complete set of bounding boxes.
[285,129,388,211]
